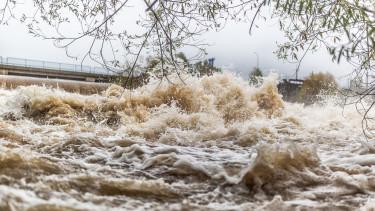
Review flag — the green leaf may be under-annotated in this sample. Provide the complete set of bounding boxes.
[298,1,304,15]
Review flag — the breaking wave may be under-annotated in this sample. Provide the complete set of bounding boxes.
[0,72,373,210]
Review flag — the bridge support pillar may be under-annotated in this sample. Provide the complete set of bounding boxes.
[85,77,95,82]
[0,69,8,75]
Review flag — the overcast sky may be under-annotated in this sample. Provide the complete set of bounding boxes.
[0,1,354,86]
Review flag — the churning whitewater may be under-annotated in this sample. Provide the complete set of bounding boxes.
[0,73,374,210]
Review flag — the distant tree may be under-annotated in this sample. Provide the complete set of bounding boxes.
[299,72,338,104]
[249,67,263,86]
[144,52,189,78]
[145,56,161,76]
[193,59,221,77]
[175,52,189,66]
[144,53,219,78]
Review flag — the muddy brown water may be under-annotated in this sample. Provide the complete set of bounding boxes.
[0,73,374,210]
[0,75,110,94]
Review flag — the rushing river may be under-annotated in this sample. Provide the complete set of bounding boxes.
[0,73,374,210]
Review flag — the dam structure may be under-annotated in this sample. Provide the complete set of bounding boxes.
[0,56,115,82]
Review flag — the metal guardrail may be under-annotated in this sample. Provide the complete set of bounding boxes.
[0,56,116,75]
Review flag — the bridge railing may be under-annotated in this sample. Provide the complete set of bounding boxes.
[0,56,118,75]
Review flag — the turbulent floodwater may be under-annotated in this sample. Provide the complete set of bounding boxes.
[0,73,374,210]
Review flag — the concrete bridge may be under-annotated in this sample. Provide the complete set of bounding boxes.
[0,57,116,82]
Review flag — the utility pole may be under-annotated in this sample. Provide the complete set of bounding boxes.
[296,68,299,80]
[253,52,259,69]
[208,58,215,67]
[208,58,215,76]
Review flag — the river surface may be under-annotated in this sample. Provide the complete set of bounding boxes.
[0,73,374,210]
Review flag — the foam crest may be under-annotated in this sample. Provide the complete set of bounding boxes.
[0,72,372,210]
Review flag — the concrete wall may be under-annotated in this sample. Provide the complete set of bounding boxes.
[85,77,96,82]
[0,69,8,75]
[0,75,111,95]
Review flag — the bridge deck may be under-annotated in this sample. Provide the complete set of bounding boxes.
[0,57,117,82]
